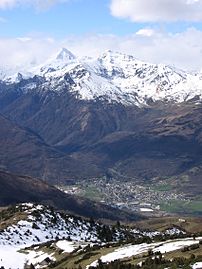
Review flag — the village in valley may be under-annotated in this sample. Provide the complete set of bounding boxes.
[57,177,189,216]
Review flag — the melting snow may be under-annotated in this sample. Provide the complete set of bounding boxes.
[87,237,202,268]
[0,203,190,269]
[56,240,83,253]
[0,203,99,269]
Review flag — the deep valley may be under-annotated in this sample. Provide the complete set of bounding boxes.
[1,49,202,269]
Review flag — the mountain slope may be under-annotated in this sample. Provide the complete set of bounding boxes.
[84,103,202,179]
[0,113,101,181]
[0,203,187,269]
[0,49,202,187]
[0,170,141,221]
[1,94,202,184]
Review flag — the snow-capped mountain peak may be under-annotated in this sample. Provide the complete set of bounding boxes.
[98,49,136,64]
[56,48,76,61]
[1,49,202,106]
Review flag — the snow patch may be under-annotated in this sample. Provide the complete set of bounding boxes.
[56,240,83,253]
[140,208,154,212]
[192,262,202,269]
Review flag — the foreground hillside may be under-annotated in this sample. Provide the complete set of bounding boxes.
[0,170,141,221]
[0,203,202,269]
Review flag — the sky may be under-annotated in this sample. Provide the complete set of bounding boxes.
[1,0,202,70]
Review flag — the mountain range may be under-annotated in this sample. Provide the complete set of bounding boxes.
[0,48,202,195]
[2,48,202,105]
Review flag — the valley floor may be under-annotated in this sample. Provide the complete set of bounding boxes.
[56,177,202,217]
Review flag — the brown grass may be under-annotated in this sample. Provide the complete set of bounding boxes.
[134,216,202,233]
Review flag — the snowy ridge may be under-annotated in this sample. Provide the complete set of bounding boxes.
[0,203,99,247]
[1,48,202,106]
[0,203,185,248]
[0,203,101,269]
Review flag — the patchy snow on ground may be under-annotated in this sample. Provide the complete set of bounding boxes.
[0,203,100,269]
[0,245,55,269]
[87,237,202,268]
[0,203,99,247]
[56,240,85,253]
[154,239,199,253]
[0,203,190,269]
[26,250,56,267]
[89,242,160,268]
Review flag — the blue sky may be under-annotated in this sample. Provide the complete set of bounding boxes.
[1,0,202,37]
[1,0,202,70]
[0,0,149,37]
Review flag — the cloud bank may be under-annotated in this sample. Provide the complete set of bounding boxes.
[110,0,202,22]
[1,28,202,71]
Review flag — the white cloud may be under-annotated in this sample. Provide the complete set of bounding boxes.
[1,28,202,71]
[110,0,202,22]
[63,28,202,71]
[136,28,155,37]
[0,0,68,10]
[0,37,57,68]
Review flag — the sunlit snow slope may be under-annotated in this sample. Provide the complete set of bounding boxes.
[2,48,202,106]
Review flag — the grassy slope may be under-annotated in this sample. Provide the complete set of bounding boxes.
[134,217,202,234]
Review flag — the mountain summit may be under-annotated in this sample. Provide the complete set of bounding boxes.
[1,49,202,106]
[56,48,76,61]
